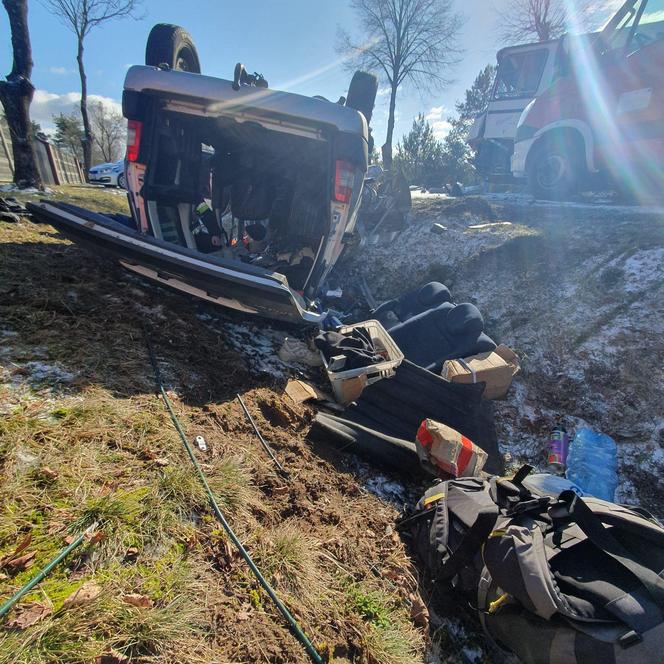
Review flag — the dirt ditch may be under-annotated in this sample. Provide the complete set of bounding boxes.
[2,189,663,663]
[0,218,430,663]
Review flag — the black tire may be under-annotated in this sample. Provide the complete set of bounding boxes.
[526,135,584,201]
[346,71,378,124]
[117,173,126,189]
[145,24,201,73]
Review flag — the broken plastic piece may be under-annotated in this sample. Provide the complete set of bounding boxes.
[284,379,329,404]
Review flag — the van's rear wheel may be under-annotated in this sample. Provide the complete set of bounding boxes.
[346,71,378,124]
[527,136,584,201]
[145,24,201,73]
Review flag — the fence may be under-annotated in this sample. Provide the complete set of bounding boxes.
[0,116,13,183]
[0,116,85,186]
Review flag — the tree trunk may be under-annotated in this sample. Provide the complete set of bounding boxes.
[0,0,42,189]
[382,83,398,171]
[77,37,93,175]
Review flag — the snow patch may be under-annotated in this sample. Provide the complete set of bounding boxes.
[0,184,53,195]
[197,312,291,378]
[485,192,664,215]
[20,361,75,386]
[363,473,408,506]
[623,248,664,293]
[134,303,166,320]
[411,190,452,200]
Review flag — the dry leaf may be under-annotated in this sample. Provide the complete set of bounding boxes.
[122,593,153,609]
[63,581,102,609]
[39,466,58,480]
[12,533,33,557]
[93,648,129,664]
[153,457,169,467]
[124,547,139,560]
[409,593,429,628]
[237,603,253,621]
[5,550,36,572]
[64,535,75,545]
[87,531,106,545]
[6,602,51,629]
[0,533,32,568]
[46,521,66,535]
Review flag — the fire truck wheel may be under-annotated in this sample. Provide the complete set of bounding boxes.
[527,136,584,201]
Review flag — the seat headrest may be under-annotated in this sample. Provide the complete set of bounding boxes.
[417,282,452,307]
[445,303,485,335]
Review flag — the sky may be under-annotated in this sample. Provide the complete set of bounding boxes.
[1,0,618,147]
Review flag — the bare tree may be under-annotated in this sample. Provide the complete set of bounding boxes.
[88,100,125,163]
[496,0,590,44]
[338,0,463,169]
[0,0,42,189]
[41,0,141,174]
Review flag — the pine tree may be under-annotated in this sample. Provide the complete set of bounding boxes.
[442,64,496,183]
[53,112,85,162]
[395,114,445,186]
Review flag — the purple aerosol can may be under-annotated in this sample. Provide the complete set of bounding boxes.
[547,427,570,473]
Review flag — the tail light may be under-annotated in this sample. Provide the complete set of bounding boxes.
[126,119,143,162]
[334,160,354,203]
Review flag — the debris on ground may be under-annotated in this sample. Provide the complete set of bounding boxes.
[338,194,664,513]
[3,184,663,662]
[0,211,428,663]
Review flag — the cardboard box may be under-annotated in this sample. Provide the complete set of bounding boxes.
[415,419,488,478]
[441,344,520,400]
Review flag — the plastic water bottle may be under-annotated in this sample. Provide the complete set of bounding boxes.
[523,473,584,499]
[566,427,618,502]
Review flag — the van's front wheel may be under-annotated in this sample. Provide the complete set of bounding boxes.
[527,136,584,201]
[145,24,201,73]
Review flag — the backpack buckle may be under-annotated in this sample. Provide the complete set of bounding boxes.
[506,496,550,517]
[618,629,642,649]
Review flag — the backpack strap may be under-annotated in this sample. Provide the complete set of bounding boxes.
[438,500,499,581]
[561,491,664,609]
[511,464,534,486]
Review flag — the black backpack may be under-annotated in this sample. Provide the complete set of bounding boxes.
[406,467,664,664]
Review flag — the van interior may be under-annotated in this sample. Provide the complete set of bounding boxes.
[140,110,333,292]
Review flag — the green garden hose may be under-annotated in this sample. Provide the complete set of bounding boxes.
[146,337,324,664]
[0,522,97,620]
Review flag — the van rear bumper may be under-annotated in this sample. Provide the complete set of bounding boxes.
[26,201,324,325]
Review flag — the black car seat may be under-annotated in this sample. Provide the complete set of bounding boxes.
[388,302,496,373]
[374,282,453,328]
